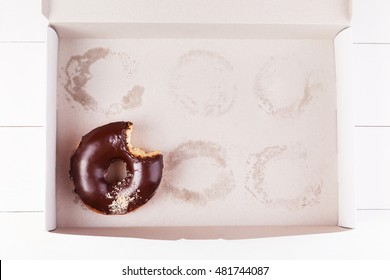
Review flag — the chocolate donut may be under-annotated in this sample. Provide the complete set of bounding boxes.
[69,121,163,215]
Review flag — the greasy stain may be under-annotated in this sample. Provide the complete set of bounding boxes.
[63,47,142,115]
[245,145,322,210]
[122,85,144,110]
[171,49,237,117]
[253,57,322,119]
[163,141,234,204]
[64,47,109,111]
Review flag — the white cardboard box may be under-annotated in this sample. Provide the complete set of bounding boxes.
[44,0,355,239]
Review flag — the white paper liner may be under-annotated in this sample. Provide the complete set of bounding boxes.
[54,36,339,228]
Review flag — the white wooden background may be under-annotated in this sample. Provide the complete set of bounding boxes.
[0,0,389,259]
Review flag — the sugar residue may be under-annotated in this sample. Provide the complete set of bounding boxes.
[171,50,237,117]
[245,144,322,210]
[122,85,144,109]
[253,56,322,119]
[64,47,109,111]
[63,47,142,115]
[163,141,234,204]
[104,172,143,215]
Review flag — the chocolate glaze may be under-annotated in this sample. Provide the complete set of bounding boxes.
[69,122,163,214]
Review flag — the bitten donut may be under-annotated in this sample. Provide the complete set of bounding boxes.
[69,121,163,215]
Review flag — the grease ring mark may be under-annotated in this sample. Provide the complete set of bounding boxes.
[253,56,321,119]
[171,50,237,117]
[63,47,143,115]
[163,141,235,204]
[245,145,322,210]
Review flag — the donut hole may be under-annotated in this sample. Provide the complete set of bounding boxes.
[105,159,128,184]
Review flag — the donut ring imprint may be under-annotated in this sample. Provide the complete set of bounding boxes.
[69,121,163,215]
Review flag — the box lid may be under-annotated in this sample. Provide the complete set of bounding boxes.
[42,0,351,26]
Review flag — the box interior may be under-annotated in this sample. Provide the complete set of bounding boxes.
[45,0,353,238]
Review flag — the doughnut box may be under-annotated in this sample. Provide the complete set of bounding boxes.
[44,0,354,238]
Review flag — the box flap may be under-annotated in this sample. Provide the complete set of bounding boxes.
[43,0,351,26]
[335,28,356,228]
[46,27,58,231]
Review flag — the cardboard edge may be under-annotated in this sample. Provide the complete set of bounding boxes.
[42,0,49,19]
[52,226,349,240]
[334,27,356,229]
[50,22,346,39]
[45,26,58,231]
[349,0,353,24]
[40,0,351,26]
